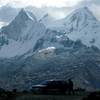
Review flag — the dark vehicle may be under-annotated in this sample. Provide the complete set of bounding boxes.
[31,80,68,94]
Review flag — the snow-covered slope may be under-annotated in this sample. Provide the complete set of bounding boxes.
[42,7,100,49]
[0,9,46,58]
[1,9,37,40]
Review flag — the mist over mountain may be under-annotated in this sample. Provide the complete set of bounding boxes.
[0,5,20,22]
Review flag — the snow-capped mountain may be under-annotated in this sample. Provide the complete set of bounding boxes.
[33,6,100,54]
[41,7,100,49]
[0,7,100,90]
[0,9,46,58]
[1,9,37,40]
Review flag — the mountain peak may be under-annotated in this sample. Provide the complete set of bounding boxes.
[19,8,26,14]
[63,6,97,26]
[79,7,89,11]
[18,8,29,20]
[74,7,97,20]
[17,8,36,21]
[1,8,37,40]
[78,7,92,14]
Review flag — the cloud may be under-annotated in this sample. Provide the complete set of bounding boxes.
[0,0,83,8]
[88,0,100,5]
[89,4,100,20]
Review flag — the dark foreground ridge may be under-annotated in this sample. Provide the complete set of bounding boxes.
[0,79,99,100]
[0,87,100,100]
[0,90,87,100]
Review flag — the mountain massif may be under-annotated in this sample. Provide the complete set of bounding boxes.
[0,7,100,90]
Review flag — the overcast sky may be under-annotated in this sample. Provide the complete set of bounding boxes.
[0,0,99,9]
[0,0,84,7]
[0,0,100,20]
